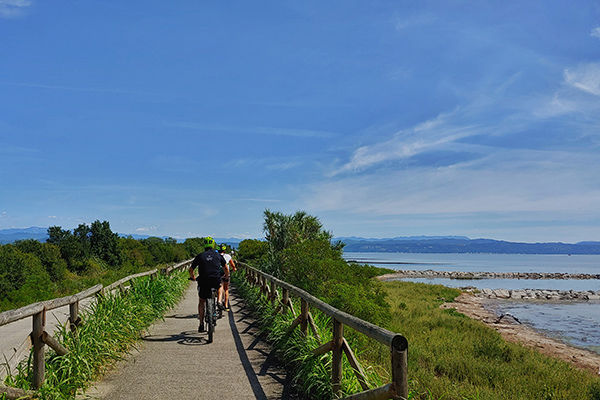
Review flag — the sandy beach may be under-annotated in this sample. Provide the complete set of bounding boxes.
[441,293,600,374]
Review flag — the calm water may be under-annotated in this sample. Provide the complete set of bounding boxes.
[344,252,600,274]
[488,301,600,354]
[344,252,600,354]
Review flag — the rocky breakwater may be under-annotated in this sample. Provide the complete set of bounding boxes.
[378,269,600,280]
[474,288,600,301]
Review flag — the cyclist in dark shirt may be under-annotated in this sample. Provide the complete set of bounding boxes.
[188,237,227,332]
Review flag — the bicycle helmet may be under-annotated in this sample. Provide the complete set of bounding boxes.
[219,244,227,252]
[202,236,216,250]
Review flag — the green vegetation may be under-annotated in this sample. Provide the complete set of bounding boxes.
[381,281,600,399]
[2,271,189,399]
[232,273,386,399]
[238,209,600,399]
[238,210,393,327]
[0,221,205,312]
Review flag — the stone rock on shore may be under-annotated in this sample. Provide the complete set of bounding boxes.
[478,288,600,301]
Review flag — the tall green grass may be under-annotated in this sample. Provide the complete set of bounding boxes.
[232,273,388,399]
[2,272,188,400]
[380,281,600,400]
[234,273,600,400]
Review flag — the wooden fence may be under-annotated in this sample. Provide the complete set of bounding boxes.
[0,259,192,400]
[239,262,409,400]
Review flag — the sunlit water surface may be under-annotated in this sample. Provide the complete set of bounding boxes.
[344,252,600,354]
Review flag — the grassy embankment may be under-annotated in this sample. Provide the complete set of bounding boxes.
[237,210,600,399]
[232,272,388,399]
[2,271,189,400]
[379,280,600,400]
[234,271,600,400]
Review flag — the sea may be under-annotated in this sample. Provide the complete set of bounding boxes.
[343,252,600,355]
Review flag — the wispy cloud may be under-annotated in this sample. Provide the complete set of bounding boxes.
[306,150,600,217]
[0,81,154,96]
[333,110,480,175]
[0,143,39,154]
[564,63,600,96]
[231,198,281,203]
[591,27,600,39]
[165,122,338,139]
[0,0,31,18]
[395,14,436,31]
[136,226,158,232]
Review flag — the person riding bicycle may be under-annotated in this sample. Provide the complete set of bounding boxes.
[188,237,227,333]
[217,244,236,311]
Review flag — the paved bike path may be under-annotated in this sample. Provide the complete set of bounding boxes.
[83,283,295,399]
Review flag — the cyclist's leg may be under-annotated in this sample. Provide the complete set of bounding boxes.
[198,298,206,321]
[222,280,230,309]
[217,284,224,306]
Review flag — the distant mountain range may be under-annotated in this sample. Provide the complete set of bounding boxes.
[0,227,49,244]
[0,227,243,245]
[336,236,600,255]
[2,228,599,254]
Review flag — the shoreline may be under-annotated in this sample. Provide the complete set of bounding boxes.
[378,269,600,280]
[441,293,600,374]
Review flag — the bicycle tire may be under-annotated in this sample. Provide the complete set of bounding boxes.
[206,298,214,343]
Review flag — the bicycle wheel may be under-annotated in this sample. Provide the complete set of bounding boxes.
[206,299,214,343]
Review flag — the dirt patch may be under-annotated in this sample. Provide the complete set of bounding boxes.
[441,293,600,375]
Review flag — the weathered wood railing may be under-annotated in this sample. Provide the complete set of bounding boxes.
[0,259,192,400]
[238,262,408,400]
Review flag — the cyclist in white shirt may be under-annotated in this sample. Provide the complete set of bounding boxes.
[218,244,236,311]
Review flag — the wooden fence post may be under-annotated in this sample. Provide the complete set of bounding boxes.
[391,336,409,400]
[300,299,308,336]
[69,300,79,332]
[270,281,277,306]
[32,310,45,389]
[282,289,289,313]
[332,318,344,397]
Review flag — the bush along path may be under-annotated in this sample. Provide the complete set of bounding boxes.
[2,271,188,400]
[231,273,393,400]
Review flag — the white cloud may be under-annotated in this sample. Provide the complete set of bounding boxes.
[232,198,281,203]
[564,63,600,96]
[333,110,480,175]
[591,27,600,39]
[47,215,57,219]
[0,0,31,18]
[306,150,600,218]
[165,122,338,139]
[136,226,158,232]
[395,14,436,31]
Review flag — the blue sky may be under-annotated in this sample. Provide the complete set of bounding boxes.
[1,1,600,242]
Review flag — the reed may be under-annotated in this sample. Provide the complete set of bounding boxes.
[2,272,188,399]
[232,273,388,399]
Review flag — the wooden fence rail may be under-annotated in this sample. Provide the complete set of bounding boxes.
[238,262,408,400]
[0,259,192,400]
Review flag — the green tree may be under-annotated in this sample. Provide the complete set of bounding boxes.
[0,245,53,308]
[15,240,67,282]
[74,223,92,258]
[90,220,122,267]
[237,239,268,266]
[263,209,343,276]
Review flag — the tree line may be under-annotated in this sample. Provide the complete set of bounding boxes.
[0,220,207,312]
[236,210,393,328]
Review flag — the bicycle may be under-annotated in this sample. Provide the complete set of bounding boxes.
[205,287,219,343]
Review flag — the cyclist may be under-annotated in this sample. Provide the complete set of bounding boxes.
[188,237,227,332]
[218,244,236,311]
